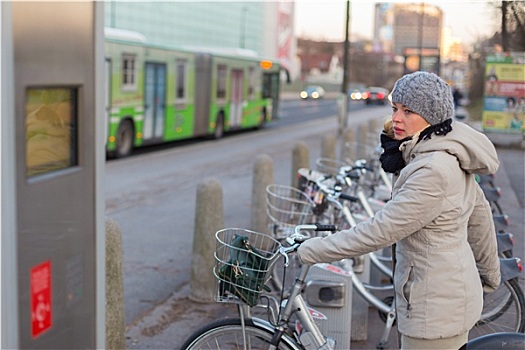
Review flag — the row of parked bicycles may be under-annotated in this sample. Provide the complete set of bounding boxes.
[182,138,525,350]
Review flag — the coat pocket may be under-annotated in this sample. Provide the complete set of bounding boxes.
[396,264,414,318]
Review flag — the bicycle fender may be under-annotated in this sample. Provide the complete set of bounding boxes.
[500,258,523,282]
[496,232,514,255]
[251,317,302,350]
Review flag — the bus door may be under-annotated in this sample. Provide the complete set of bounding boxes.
[143,62,166,143]
[230,69,243,127]
[263,71,280,120]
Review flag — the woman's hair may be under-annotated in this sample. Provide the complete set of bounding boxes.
[383,117,394,138]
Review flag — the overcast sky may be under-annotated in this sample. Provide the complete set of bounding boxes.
[295,0,499,45]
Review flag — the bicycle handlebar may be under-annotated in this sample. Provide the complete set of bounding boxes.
[340,161,374,174]
[339,192,359,203]
[279,224,337,264]
[294,223,337,234]
[309,171,360,203]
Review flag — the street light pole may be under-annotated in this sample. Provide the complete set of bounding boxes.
[342,0,350,95]
[418,2,425,71]
[338,0,350,134]
[240,6,247,49]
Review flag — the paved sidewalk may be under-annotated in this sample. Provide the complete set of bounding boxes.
[126,136,524,350]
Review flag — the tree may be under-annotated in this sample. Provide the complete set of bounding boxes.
[494,0,525,51]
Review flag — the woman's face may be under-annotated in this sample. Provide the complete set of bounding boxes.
[390,102,430,140]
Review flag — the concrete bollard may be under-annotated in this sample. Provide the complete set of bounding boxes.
[357,123,370,160]
[190,178,224,303]
[357,122,369,144]
[369,117,381,135]
[292,142,309,188]
[251,154,274,235]
[321,133,337,161]
[341,128,357,164]
[105,217,125,350]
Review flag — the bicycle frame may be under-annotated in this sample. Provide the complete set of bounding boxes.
[239,263,335,349]
[233,225,339,350]
[277,265,330,349]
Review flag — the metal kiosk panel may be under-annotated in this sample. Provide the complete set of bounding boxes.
[1,2,105,348]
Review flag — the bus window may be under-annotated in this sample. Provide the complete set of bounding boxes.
[122,53,137,90]
[176,59,188,103]
[217,64,227,100]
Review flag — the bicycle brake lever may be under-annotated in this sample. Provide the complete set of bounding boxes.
[286,233,307,246]
[281,250,290,267]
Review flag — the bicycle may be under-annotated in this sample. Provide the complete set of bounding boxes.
[340,141,393,201]
[181,225,525,350]
[298,165,525,338]
[266,175,394,302]
[182,224,339,350]
[265,183,318,292]
[263,155,522,347]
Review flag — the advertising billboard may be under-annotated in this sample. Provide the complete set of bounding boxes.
[482,52,525,133]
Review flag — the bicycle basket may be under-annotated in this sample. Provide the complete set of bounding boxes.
[315,157,350,176]
[214,228,281,306]
[266,184,314,235]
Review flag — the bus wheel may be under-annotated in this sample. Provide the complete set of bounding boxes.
[115,119,134,158]
[213,114,224,139]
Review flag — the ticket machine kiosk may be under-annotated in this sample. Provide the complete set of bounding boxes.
[1,2,105,348]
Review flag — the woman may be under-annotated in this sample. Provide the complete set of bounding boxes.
[298,71,501,349]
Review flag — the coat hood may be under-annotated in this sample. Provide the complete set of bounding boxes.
[406,121,499,175]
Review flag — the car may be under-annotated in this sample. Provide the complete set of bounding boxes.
[300,85,325,99]
[349,89,364,101]
[362,87,390,105]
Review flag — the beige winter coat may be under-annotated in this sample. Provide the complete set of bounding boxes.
[298,121,501,340]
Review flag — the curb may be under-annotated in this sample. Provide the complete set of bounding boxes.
[126,285,237,349]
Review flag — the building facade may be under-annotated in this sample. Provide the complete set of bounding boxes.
[373,3,442,74]
[104,1,297,77]
[374,2,442,56]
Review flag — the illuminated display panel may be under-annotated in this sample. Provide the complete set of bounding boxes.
[25,88,78,177]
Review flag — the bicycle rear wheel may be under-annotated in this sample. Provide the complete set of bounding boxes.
[181,318,300,350]
[466,332,525,349]
[469,278,525,339]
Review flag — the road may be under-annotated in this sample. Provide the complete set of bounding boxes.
[105,98,389,326]
[270,97,367,128]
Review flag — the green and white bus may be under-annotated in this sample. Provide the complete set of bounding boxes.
[105,28,283,157]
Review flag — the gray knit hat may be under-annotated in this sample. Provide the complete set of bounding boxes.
[390,71,454,125]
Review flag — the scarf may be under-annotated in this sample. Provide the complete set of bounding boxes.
[379,119,453,174]
[379,134,411,173]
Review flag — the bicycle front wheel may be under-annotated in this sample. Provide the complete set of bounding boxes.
[469,278,525,339]
[181,318,300,350]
